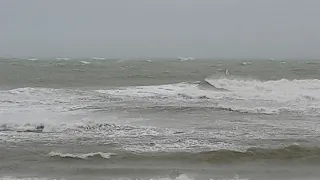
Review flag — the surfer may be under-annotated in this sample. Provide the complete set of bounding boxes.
[225,68,230,76]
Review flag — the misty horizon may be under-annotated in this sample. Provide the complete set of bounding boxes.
[1,0,320,59]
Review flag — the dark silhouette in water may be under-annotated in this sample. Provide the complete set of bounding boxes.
[197,80,228,91]
[0,124,44,133]
[197,69,230,91]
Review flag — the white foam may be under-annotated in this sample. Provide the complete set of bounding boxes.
[94,78,320,115]
[92,57,106,60]
[55,57,70,61]
[28,58,38,61]
[240,62,251,65]
[2,78,320,131]
[1,78,320,141]
[0,87,97,133]
[79,61,90,64]
[48,151,114,159]
[2,81,320,152]
[201,78,320,114]
[178,57,196,61]
[95,83,189,97]
[0,113,122,133]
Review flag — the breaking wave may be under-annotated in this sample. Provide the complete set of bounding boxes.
[95,77,320,115]
[48,152,114,159]
[2,76,320,116]
[202,78,320,113]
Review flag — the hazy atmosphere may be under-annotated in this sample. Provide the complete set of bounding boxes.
[2,1,320,180]
[1,0,320,59]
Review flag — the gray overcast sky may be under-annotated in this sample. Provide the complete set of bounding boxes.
[1,0,320,59]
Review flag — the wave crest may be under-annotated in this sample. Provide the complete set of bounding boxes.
[48,152,114,159]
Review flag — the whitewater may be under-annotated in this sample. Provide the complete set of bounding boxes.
[1,58,320,180]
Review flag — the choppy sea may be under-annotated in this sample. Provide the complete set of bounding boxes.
[1,58,320,180]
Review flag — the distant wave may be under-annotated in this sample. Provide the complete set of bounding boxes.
[239,61,251,65]
[28,58,38,61]
[177,57,196,61]
[56,57,70,61]
[79,61,90,64]
[305,61,319,64]
[92,57,106,60]
[48,151,114,159]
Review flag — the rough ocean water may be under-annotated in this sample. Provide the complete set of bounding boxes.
[1,58,320,180]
